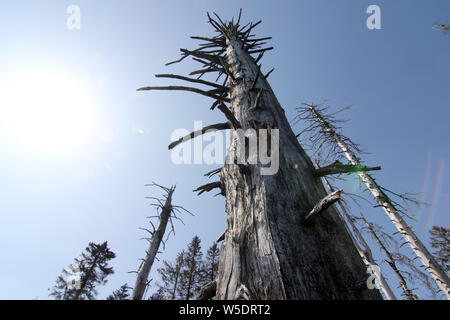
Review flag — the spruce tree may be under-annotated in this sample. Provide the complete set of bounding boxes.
[49,241,116,300]
[148,287,166,300]
[203,243,220,283]
[178,236,203,300]
[107,283,130,300]
[156,250,185,299]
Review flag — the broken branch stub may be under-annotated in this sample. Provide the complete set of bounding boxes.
[313,161,381,177]
[305,189,343,221]
[196,280,217,300]
[168,122,230,150]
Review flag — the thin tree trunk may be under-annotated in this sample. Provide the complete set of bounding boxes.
[171,253,183,300]
[217,36,382,300]
[362,217,418,300]
[131,187,175,300]
[309,105,450,299]
[322,176,396,300]
[185,270,194,300]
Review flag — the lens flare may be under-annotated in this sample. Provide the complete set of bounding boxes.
[413,150,431,229]
[424,158,445,231]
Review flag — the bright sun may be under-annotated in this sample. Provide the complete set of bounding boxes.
[0,68,98,156]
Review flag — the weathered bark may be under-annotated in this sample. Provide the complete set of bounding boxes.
[132,186,175,300]
[216,35,382,300]
[322,176,396,300]
[309,106,450,299]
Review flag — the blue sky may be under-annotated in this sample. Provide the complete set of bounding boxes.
[0,0,449,299]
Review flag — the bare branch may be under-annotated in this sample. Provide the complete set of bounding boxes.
[165,54,189,66]
[264,68,274,79]
[251,88,263,110]
[180,48,222,65]
[305,189,342,221]
[191,35,222,43]
[137,85,230,102]
[204,168,222,178]
[314,160,381,177]
[193,181,224,196]
[248,47,273,54]
[250,72,260,90]
[216,231,226,243]
[168,122,230,150]
[155,74,227,90]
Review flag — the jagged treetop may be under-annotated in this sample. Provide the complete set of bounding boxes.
[137,9,273,95]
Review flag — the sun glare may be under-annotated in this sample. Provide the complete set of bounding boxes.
[0,68,98,156]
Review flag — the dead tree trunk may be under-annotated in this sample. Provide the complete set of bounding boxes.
[307,105,450,299]
[218,38,377,299]
[132,185,177,300]
[362,217,418,300]
[139,11,382,300]
[322,176,397,300]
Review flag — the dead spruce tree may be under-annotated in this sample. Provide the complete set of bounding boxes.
[320,174,397,300]
[138,11,382,299]
[295,103,450,299]
[359,216,418,300]
[321,162,438,299]
[131,183,192,300]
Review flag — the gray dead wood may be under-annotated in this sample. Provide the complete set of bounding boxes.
[217,27,381,300]
[363,217,418,300]
[193,181,223,196]
[305,189,342,221]
[309,105,450,299]
[136,85,230,103]
[131,186,175,300]
[155,74,227,90]
[322,176,396,300]
[139,12,383,300]
[168,122,230,150]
